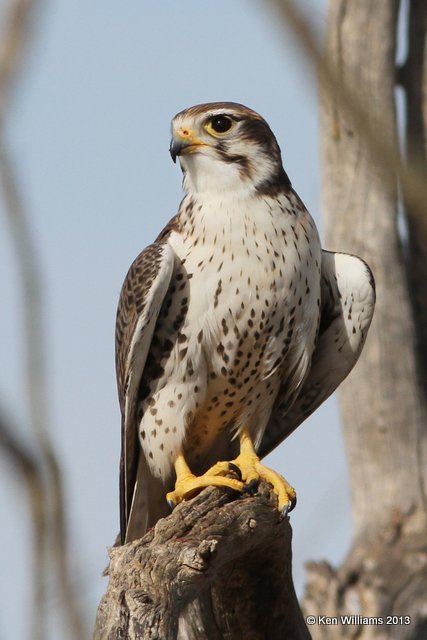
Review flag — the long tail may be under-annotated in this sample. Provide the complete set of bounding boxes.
[125,454,171,543]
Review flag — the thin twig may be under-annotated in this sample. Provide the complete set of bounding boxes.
[0,409,47,639]
[0,1,87,637]
[0,133,87,640]
[0,0,35,121]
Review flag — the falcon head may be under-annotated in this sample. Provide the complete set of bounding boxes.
[170,102,291,196]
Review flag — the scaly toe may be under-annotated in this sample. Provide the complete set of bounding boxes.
[166,473,245,510]
[250,461,296,516]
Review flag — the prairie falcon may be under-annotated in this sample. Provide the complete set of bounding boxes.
[115,102,375,543]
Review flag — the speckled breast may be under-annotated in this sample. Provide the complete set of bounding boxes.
[138,192,321,479]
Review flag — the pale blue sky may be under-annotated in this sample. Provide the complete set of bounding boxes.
[0,1,354,638]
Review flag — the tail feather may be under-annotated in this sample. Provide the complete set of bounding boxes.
[125,455,171,543]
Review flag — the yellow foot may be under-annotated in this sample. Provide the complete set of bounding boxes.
[205,451,296,517]
[243,457,296,516]
[166,453,244,509]
[167,429,296,517]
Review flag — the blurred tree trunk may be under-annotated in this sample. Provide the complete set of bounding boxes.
[303,1,427,638]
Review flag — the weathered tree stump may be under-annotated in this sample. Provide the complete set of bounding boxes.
[94,482,310,639]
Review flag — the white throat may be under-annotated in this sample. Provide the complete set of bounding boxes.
[180,153,252,197]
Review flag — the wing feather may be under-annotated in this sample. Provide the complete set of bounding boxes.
[116,241,174,542]
[259,250,375,459]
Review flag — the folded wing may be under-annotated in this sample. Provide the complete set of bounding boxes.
[259,250,375,459]
[116,241,174,542]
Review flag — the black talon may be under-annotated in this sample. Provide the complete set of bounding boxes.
[243,478,259,495]
[228,462,242,480]
[167,499,175,511]
[289,494,297,512]
[280,504,289,519]
[280,495,297,520]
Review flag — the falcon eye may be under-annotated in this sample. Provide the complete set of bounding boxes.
[209,115,233,134]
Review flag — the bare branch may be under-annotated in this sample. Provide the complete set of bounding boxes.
[0,409,47,639]
[0,1,87,637]
[0,128,87,640]
[0,0,38,121]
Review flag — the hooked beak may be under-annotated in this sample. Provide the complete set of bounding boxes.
[169,137,187,163]
[169,127,206,163]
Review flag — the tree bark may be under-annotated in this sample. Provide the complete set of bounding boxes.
[94,484,310,640]
[303,1,427,637]
[400,0,427,397]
